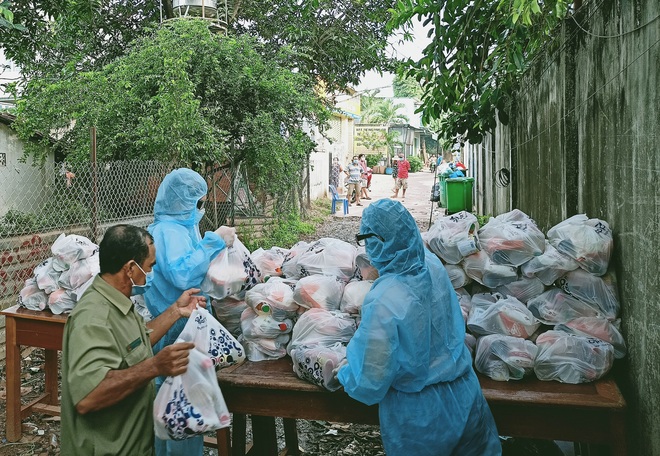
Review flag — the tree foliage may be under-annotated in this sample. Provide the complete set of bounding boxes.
[359,92,409,124]
[0,1,25,31]
[389,0,570,144]
[392,74,423,99]
[2,0,399,93]
[13,20,328,197]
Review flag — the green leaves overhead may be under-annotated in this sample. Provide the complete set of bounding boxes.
[13,20,329,197]
[390,0,570,144]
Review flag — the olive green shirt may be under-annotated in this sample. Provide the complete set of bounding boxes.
[61,275,156,456]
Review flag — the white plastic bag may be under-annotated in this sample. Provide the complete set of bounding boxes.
[467,293,540,338]
[478,209,545,267]
[293,275,345,311]
[354,248,379,281]
[58,252,100,290]
[521,242,579,286]
[245,279,299,321]
[153,347,231,440]
[455,287,472,324]
[287,308,357,356]
[555,269,620,320]
[445,263,471,289]
[281,241,311,279]
[547,214,613,276]
[462,250,518,288]
[251,247,288,278]
[201,237,261,299]
[555,317,626,359]
[179,306,245,368]
[48,288,76,314]
[33,258,61,294]
[294,238,356,282]
[534,330,614,383]
[17,278,48,311]
[527,288,602,325]
[291,342,347,391]
[240,308,293,339]
[339,280,373,315]
[211,296,248,337]
[426,211,481,264]
[475,334,538,381]
[496,275,545,303]
[50,233,98,272]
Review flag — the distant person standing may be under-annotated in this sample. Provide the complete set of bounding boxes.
[390,156,399,192]
[330,157,343,190]
[391,153,411,199]
[345,158,363,206]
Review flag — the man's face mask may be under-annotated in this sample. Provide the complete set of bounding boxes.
[131,262,154,295]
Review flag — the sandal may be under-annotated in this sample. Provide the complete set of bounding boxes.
[364,197,372,200]
[356,203,363,206]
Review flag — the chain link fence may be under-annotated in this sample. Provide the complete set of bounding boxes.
[0,160,271,309]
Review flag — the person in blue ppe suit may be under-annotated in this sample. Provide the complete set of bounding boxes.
[144,168,235,456]
[336,199,501,456]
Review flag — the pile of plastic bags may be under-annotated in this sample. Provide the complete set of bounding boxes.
[18,233,99,314]
[207,237,371,390]
[425,209,623,384]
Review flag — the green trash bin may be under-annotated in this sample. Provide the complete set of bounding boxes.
[443,177,474,214]
[438,175,448,207]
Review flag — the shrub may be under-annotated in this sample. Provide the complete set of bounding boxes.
[408,155,424,173]
[365,155,380,168]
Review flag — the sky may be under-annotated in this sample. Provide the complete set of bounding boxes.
[355,19,431,97]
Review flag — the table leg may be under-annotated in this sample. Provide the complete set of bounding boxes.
[283,418,299,455]
[232,413,247,456]
[249,415,278,456]
[5,316,21,442]
[44,349,59,405]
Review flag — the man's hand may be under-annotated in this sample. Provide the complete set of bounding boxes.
[174,288,206,318]
[153,341,195,377]
[215,225,236,248]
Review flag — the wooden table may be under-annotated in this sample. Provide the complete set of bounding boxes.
[217,357,628,456]
[1,305,67,442]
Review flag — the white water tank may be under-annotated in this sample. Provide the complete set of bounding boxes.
[172,0,218,19]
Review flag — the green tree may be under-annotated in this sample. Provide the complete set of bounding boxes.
[2,0,399,92]
[370,99,409,125]
[389,0,570,143]
[13,20,328,198]
[0,1,24,30]
[392,74,423,99]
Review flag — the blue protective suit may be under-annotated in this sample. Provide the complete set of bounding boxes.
[144,168,226,456]
[337,200,501,456]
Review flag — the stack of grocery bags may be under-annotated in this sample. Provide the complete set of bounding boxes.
[18,208,625,390]
[423,210,623,384]
[18,233,99,314]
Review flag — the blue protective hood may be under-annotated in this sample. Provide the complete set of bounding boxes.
[360,199,425,276]
[152,168,207,227]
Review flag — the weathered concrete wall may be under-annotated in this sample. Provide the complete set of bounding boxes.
[475,1,659,454]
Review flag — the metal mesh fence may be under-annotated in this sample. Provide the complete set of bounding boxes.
[0,160,271,308]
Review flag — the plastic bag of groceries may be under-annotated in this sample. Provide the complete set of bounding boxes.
[478,210,545,267]
[445,264,471,289]
[281,241,310,279]
[71,275,95,302]
[555,317,626,359]
[340,280,373,315]
[527,288,602,325]
[555,269,620,320]
[239,334,290,361]
[496,275,545,303]
[291,342,347,391]
[251,247,288,278]
[245,279,298,321]
[467,293,541,338]
[154,345,231,440]
[462,250,518,288]
[58,252,100,290]
[17,278,48,311]
[293,275,345,311]
[475,334,538,381]
[179,306,245,368]
[240,308,293,340]
[426,211,480,264]
[201,236,261,299]
[354,248,379,281]
[521,241,580,286]
[287,308,357,356]
[48,288,76,314]
[50,233,98,272]
[456,287,472,324]
[34,258,61,294]
[131,295,153,322]
[211,296,248,337]
[547,214,613,276]
[534,330,614,383]
[294,238,357,282]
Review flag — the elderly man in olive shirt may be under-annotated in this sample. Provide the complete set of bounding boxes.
[61,225,206,455]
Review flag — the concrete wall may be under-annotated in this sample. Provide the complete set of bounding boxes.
[473,1,659,453]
